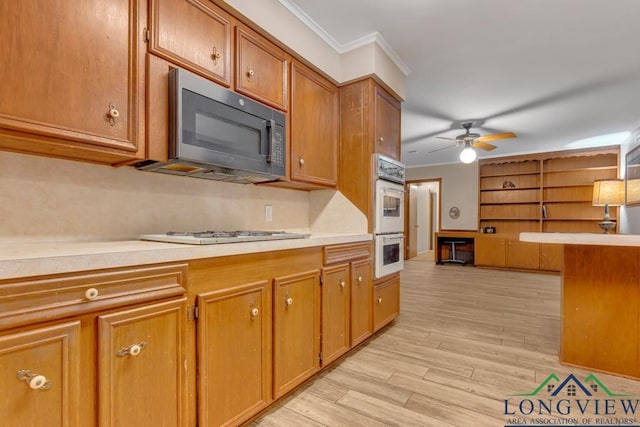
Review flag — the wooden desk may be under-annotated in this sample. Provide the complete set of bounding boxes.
[435,231,478,265]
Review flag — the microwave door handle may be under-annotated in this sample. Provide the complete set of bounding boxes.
[266,119,275,164]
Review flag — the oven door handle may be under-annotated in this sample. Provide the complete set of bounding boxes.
[382,235,405,243]
[383,188,405,195]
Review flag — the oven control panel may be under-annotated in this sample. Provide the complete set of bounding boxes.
[375,154,405,184]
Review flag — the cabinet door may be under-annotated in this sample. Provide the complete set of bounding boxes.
[0,0,145,164]
[98,298,187,427]
[374,85,401,160]
[197,281,271,427]
[373,275,400,332]
[539,243,563,271]
[273,270,320,399]
[290,61,339,187]
[149,0,232,86]
[506,240,540,270]
[235,25,288,111]
[0,321,80,427]
[321,265,350,366]
[351,259,373,346]
[474,236,506,267]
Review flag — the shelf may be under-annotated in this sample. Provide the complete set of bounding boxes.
[480,187,540,191]
[480,171,540,178]
[542,184,595,189]
[543,200,591,204]
[543,218,612,221]
[543,166,617,173]
[481,218,540,221]
[481,201,539,205]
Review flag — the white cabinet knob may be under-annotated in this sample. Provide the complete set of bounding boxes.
[29,375,47,390]
[377,297,383,304]
[298,157,305,166]
[128,345,142,356]
[378,136,384,143]
[250,307,259,318]
[285,297,293,307]
[357,276,363,284]
[85,288,99,300]
[339,280,346,289]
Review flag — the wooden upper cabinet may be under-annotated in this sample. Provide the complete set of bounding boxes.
[0,322,81,427]
[374,85,401,159]
[148,0,232,87]
[0,0,146,165]
[290,61,339,187]
[235,25,288,111]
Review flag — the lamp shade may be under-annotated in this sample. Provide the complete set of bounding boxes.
[592,179,624,206]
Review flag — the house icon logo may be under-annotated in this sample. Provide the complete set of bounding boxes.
[512,373,630,398]
[504,373,638,426]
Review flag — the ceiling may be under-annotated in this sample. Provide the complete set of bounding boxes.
[281,0,640,167]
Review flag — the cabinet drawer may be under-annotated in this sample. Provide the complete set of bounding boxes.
[373,275,400,332]
[324,242,371,265]
[0,263,187,331]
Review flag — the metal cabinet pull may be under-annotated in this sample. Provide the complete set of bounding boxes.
[116,341,147,357]
[17,370,52,391]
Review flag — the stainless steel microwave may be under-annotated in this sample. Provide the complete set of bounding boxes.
[136,68,286,184]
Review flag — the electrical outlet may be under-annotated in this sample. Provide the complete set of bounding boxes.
[265,204,273,222]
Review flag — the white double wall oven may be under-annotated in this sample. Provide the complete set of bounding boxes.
[374,155,405,279]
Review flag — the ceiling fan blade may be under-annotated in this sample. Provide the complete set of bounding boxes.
[476,132,517,143]
[472,141,497,151]
[428,145,456,154]
[435,136,457,141]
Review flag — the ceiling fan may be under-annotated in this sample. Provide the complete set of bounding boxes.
[429,122,517,162]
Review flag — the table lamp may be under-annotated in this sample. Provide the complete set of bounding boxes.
[592,179,624,234]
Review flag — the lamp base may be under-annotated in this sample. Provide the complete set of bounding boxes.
[598,220,617,234]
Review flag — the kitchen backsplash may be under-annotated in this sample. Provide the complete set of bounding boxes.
[0,151,366,242]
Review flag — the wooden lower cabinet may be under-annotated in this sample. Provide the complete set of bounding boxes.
[373,274,400,332]
[273,270,321,399]
[0,321,81,427]
[196,281,271,427]
[475,236,541,270]
[539,243,562,271]
[97,298,188,427]
[321,264,351,366]
[350,259,373,346]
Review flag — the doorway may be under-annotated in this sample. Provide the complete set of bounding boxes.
[405,179,441,260]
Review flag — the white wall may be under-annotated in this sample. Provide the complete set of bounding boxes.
[406,163,478,231]
[620,127,640,234]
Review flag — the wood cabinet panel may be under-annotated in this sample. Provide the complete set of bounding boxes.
[290,61,338,187]
[350,259,373,346]
[539,243,562,271]
[273,270,320,398]
[562,245,640,377]
[149,0,232,86]
[0,321,81,427]
[506,240,540,270]
[374,86,401,160]
[373,274,400,332]
[197,281,271,427]
[98,298,188,427]
[0,0,146,164]
[235,25,288,111]
[321,265,350,365]
[475,236,506,267]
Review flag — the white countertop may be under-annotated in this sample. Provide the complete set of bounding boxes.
[520,232,640,247]
[0,233,372,280]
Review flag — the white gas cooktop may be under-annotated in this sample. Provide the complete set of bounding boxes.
[139,230,310,245]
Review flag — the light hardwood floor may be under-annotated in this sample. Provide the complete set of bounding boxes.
[253,254,640,426]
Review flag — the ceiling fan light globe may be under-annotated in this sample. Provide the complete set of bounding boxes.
[460,147,477,163]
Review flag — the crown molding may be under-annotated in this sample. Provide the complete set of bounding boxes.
[278,0,411,76]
